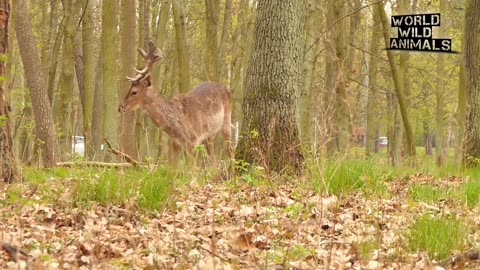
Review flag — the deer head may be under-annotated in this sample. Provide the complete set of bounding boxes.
[118,41,163,113]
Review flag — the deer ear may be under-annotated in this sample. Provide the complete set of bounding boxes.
[142,75,152,87]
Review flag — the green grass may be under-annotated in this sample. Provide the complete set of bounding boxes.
[406,214,469,260]
[18,166,187,211]
[75,167,184,210]
[305,157,393,197]
[408,184,454,203]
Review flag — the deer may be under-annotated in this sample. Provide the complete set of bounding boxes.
[117,41,234,162]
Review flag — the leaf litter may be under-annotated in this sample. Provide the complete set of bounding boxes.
[1,173,479,269]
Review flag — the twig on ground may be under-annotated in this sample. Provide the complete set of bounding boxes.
[104,138,146,167]
[1,243,29,262]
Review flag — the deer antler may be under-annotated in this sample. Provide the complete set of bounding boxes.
[126,41,163,82]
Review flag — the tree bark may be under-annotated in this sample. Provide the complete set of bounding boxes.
[119,0,137,159]
[237,0,305,175]
[14,0,57,167]
[53,0,75,160]
[82,0,95,159]
[91,54,104,161]
[435,0,446,166]
[366,4,381,156]
[205,0,219,81]
[172,0,191,93]
[0,0,17,182]
[463,0,480,166]
[333,0,349,152]
[300,0,320,147]
[102,0,118,162]
[377,1,416,159]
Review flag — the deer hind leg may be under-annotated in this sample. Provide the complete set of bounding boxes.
[221,110,234,161]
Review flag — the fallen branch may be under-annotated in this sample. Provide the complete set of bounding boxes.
[56,161,133,168]
[104,138,146,167]
[2,243,29,262]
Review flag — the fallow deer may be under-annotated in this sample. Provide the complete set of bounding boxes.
[117,41,233,161]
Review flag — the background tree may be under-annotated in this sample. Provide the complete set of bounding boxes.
[463,0,480,166]
[0,0,16,182]
[102,0,118,161]
[237,0,305,175]
[14,0,57,167]
[119,0,137,158]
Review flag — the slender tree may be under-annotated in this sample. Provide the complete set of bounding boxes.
[14,0,57,167]
[435,0,446,166]
[53,0,75,160]
[119,0,137,158]
[377,1,416,159]
[205,0,219,80]
[172,0,191,93]
[366,3,381,156]
[82,0,95,159]
[102,0,118,161]
[237,0,305,175]
[0,0,17,182]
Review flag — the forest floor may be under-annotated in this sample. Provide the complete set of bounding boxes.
[1,161,480,269]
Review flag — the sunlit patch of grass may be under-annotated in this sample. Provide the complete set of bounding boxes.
[408,184,454,203]
[74,166,186,210]
[356,239,380,260]
[304,157,393,198]
[460,177,480,207]
[406,214,469,260]
[283,203,310,220]
[286,244,315,261]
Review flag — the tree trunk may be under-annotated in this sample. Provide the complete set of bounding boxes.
[463,0,480,167]
[205,0,219,81]
[53,0,75,160]
[300,0,320,147]
[152,0,170,90]
[82,0,95,159]
[91,55,104,160]
[333,0,349,152]
[366,3,381,156]
[172,0,191,93]
[0,0,17,182]
[435,0,446,166]
[102,0,118,162]
[237,0,305,176]
[377,1,416,159]
[218,0,232,82]
[119,0,137,159]
[14,0,57,167]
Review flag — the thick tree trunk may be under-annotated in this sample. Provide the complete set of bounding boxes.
[172,0,191,93]
[102,0,118,162]
[119,0,137,159]
[237,0,305,175]
[14,0,57,167]
[463,0,480,166]
[0,0,17,182]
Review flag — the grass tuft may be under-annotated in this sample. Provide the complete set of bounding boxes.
[406,214,468,260]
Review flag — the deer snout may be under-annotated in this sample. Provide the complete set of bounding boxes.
[118,104,126,113]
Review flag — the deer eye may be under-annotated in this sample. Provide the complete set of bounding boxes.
[131,91,138,96]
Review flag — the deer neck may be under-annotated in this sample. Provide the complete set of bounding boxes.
[141,91,188,138]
